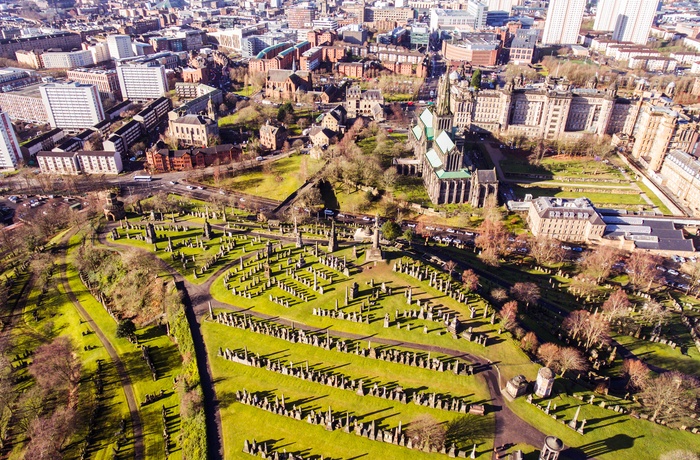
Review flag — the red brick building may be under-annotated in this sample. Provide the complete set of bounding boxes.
[337,62,364,78]
[147,144,239,172]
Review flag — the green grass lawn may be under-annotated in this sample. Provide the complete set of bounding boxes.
[209,245,538,383]
[614,334,700,378]
[109,225,268,284]
[12,264,134,460]
[500,153,627,182]
[203,155,321,202]
[635,181,672,215]
[393,176,431,207]
[508,389,700,460]
[202,320,496,459]
[512,185,648,208]
[66,235,184,460]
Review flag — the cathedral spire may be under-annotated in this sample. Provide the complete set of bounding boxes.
[435,73,451,117]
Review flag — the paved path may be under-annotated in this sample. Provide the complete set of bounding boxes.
[58,232,144,460]
[100,223,557,458]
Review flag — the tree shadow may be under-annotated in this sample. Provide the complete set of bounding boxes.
[577,434,642,458]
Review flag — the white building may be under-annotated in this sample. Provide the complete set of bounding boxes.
[106,34,135,60]
[611,0,657,45]
[541,0,585,45]
[116,63,168,101]
[36,150,80,174]
[77,150,123,174]
[487,0,512,13]
[430,4,487,32]
[313,17,339,30]
[41,50,95,69]
[39,82,105,130]
[86,41,111,63]
[593,0,626,31]
[0,111,22,170]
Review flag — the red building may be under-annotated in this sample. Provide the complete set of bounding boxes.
[147,144,239,172]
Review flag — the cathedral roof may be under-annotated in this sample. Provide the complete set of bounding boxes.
[434,130,455,155]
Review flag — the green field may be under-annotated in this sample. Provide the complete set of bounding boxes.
[203,320,496,459]
[66,235,184,459]
[204,155,322,202]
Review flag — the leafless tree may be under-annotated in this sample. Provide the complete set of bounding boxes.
[444,260,457,276]
[639,301,670,328]
[529,235,565,265]
[461,269,479,292]
[500,301,519,331]
[28,337,81,406]
[563,310,590,340]
[580,246,621,283]
[407,415,446,452]
[490,288,508,303]
[475,218,508,266]
[510,282,540,308]
[520,331,539,354]
[622,358,650,391]
[557,346,587,376]
[537,343,560,368]
[627,252,659,291]
[25,406,78,459]
[640,371,699,422]
[602,288,632,320]
[563,310,610,349]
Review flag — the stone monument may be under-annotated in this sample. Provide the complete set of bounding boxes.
[539,436,564,460]
[534,367,555,398]
[102,192,125,221]
[294,216,303,248]
[203,220,212,240]
[364,215,384,262]
[145,222,157,244]
[504,374,528,400]
[328,220,338,253]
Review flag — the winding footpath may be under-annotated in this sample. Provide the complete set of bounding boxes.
[58,231,145,460]
[98,221,564,459]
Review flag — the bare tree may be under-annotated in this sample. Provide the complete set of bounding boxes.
[639,301,670,329]
[475,218,509,266]
[444,260,457,276]
[557,346,587,376]
[28,337,81,405]
[510,282,540,308]
[602,288,631,320]
[500,301,519,331]
[407,415,446,451]
[529,235,565,265]
[580,246,620,283]
[25,406,77,459]
[490,288,508,303]
[461,269,479,292]
[520,331,539,354]
[537,343,560,368]
[640,371,699,422]
[622,358,650,391]
[627,252,659,291]
[563,310,590,340]
[563,310,610,349]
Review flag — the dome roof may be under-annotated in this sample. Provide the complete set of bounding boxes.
[545,436,564,452]
[538,367,554,379]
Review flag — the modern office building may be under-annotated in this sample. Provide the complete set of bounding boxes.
[288,3,316,28]
[116,61,169,101]
[107,34,135,60]
[67,68,122,101]
[595,0,657,45]
[541,0,585,45]
[41,50,95,69]
[39,82,105,130]
[0,111,21,170]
